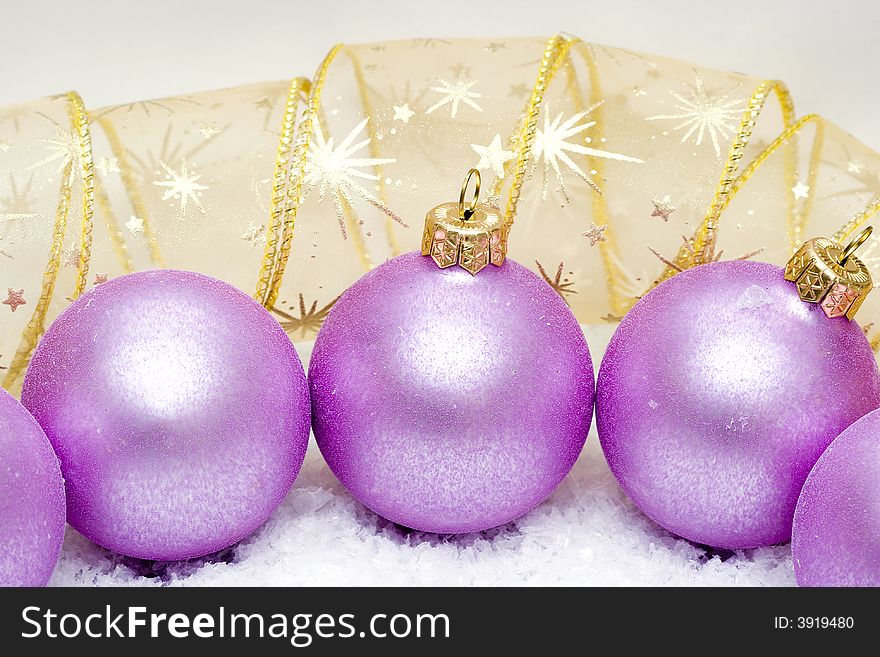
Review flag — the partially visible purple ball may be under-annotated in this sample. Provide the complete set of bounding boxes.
[596,260,880,549]
[793,409,880,586]
[0,388,65,586]
[309,252,594,534]
[22,270,310,561]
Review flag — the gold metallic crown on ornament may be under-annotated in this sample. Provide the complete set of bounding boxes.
[421,169,510,275]
[784,226,874,320]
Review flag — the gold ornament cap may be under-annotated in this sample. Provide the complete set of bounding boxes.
[784,226,873,320]
[421,168,509,275]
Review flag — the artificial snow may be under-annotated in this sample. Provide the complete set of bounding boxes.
[48,326,796,587]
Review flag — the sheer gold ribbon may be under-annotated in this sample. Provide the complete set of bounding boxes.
[2,36,880,393]
[2,92,96,386]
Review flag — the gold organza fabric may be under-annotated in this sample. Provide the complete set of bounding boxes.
[3,36,880,394]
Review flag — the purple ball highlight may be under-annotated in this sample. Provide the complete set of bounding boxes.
[22,270,310,561]
[309,252,594,534]
[0,387,66,586]
[793,408,880,586]
[596,260,880,549]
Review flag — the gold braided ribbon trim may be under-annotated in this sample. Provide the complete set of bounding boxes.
[254,76,310,304]
[3,91,96,389]
[69,91,97,298]
[651,79,796,291]
[260,45,343,309]
[715,114,820,226]
[503,36,576,223]
[1,157,73,389]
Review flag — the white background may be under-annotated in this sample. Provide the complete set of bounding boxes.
[3,0,880,149]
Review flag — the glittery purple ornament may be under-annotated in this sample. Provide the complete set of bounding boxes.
[792,408,880,586]
[596,260,880,549]
[0,387,65,586]
[309,252,594,534]
[22,270,310,561]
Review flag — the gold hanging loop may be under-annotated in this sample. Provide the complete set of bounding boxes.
[840,226,873,265]
[459,168,481,221]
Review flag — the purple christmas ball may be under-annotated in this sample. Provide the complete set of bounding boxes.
[792,408,880,586]
[596,260,880,549]
[0,387,66,586]
[309,252,594,534]
[21,270,310,561]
